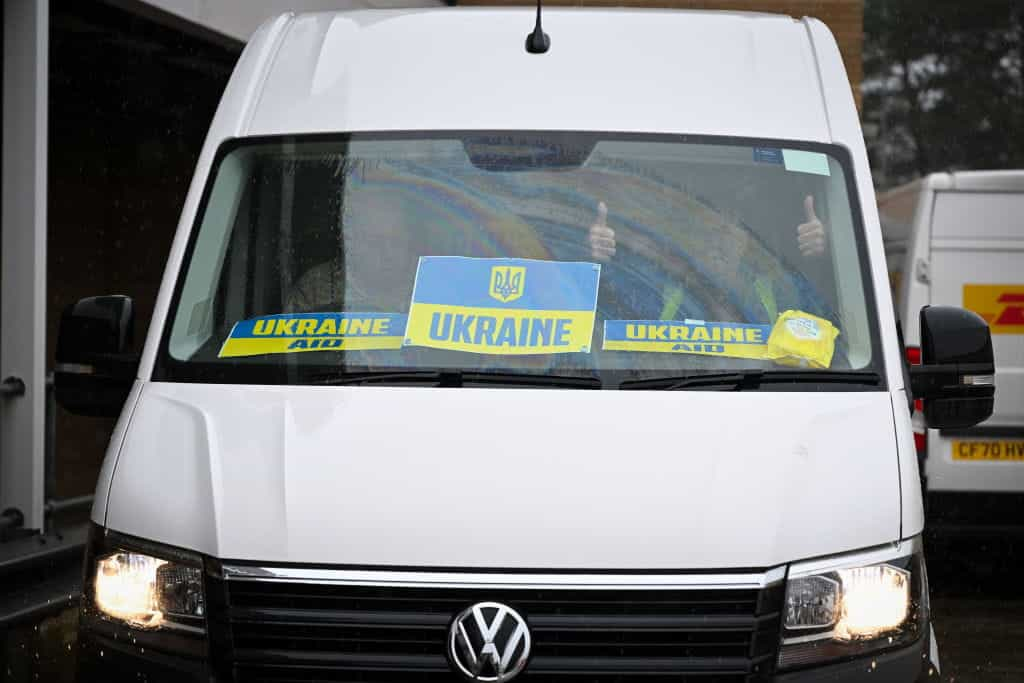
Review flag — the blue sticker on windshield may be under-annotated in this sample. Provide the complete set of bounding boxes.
[753,147,784,165]
[405,256,601,354]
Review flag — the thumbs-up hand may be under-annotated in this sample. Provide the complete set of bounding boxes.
[797,194,826,257]
[588,201,617,262]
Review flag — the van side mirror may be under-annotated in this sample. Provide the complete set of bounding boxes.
[55,295,139,417]
[909,306,995,429]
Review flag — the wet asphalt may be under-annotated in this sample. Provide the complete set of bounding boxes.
[926,535,1024,682]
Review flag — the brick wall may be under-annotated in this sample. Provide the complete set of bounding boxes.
[460,0,864,108]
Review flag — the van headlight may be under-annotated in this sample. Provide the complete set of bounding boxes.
[778,537,928,669]
[83,524,207,651]
[94,550,205,629]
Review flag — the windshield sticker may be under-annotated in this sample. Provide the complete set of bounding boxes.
[404,256,601,355]
[603,311,840,368]
[602,320,773,359]
[782,149,831,177]
[752,147,784,165]
[218,312,407,358]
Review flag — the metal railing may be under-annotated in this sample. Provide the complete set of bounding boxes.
[0,377,27,535]
[43,372,93,533]
[1,372,95,537]
[1,377,91,628]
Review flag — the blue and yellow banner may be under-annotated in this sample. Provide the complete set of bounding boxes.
[219,312,407,358]
[405,257,601,354]
[602,320,772,359]
[602,311,839,368]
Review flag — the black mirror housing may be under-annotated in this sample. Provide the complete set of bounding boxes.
[55,295,139,417]
[920,305,994,366]
[909,306,995,429]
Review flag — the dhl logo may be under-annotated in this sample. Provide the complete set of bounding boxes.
[963,284,1024,334]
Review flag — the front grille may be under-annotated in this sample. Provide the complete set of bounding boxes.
[210,569,784,683]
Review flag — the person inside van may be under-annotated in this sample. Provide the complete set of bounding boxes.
[287,189,831,327]
[584,192,833,327]
[285,184,416,314]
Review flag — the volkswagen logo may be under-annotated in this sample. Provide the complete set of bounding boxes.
[448,602,531,682]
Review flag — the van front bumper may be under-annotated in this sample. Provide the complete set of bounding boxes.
[775,632,932,683]
[77,630,933,683]
[78,530,934,683]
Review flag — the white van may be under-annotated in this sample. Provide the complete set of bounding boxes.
[879,171,1024,531]
[55,9,994,683]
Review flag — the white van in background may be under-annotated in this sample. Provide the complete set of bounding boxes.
[879,171,1024,531]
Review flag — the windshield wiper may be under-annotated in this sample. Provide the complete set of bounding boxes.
[309,370,602,389]
[618,370,882,391]
[310,370,456,386]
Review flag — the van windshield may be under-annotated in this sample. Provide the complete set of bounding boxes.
[157,133,883,387]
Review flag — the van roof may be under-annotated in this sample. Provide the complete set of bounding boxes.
[945,170,1024,192]
[238,8,840,144]
[879,170,1024,202]
[877,170,1024,244]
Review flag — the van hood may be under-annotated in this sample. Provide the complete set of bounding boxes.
[104,383,900,569]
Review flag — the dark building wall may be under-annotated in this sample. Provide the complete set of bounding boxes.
[48,0,240,499]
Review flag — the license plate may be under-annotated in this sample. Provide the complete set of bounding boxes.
[952,440,1024,461]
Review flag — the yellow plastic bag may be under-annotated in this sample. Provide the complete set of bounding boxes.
[766,310,840,369]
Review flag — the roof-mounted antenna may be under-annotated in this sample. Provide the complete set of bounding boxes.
[525,0,550,54]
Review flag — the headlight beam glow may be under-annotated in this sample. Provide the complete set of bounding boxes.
[834,564,910,641]
[94,552,168,629]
